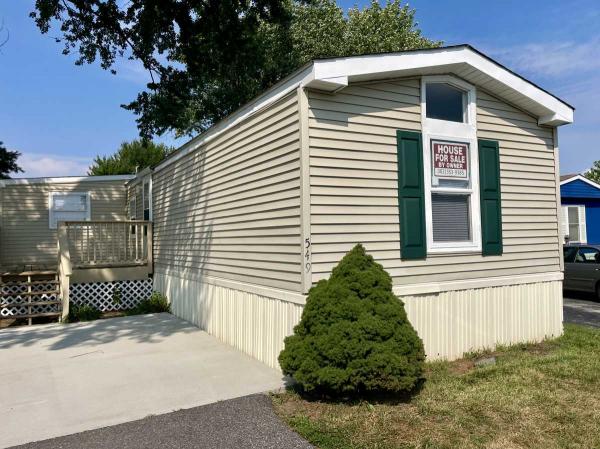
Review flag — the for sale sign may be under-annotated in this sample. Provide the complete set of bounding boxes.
[432,141,469,179]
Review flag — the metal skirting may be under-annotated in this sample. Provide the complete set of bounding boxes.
[154,271,563,368]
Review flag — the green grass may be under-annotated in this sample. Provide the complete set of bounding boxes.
[272,324,600,449]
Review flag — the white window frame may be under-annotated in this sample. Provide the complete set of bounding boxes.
[562,205,587,244]
[48,191,91,230]
[142,177,152,221]
[421,75,481,253]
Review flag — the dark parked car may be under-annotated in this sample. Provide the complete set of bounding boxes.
[564,244,600,300]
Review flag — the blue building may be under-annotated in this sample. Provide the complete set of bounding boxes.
[560,174,600,244]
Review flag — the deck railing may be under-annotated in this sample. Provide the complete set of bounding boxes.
[56,220,153,321]
[61,220,153,268]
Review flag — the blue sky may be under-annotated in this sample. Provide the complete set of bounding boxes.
[0,0,598,177]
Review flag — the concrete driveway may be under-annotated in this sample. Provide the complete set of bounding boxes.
[0,313,286,448]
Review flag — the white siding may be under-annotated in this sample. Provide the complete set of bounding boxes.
[152,92,302,292]
[402,280,563,360]
[154,271,304,370]
[307,79,561,286]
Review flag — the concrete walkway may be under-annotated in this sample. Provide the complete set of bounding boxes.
[0,314,287,448]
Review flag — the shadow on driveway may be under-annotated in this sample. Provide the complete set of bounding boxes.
[0,312,197,351]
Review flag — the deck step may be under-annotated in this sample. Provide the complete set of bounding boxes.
[0,311,61,320]
[0,290,59,298]
[1,280,58,287]
[1,300,62,308]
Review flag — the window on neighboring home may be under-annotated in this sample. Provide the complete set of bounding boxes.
[563,205,586,243]
[49,192,91,229]
[425,82,467,123]
[142,179,152,221]
[422,76,480,253]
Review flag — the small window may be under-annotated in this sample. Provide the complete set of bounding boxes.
[142,179,151,221]
[432,193,471,242]
[426,83,467,123]
[128,196,136,220]
[49,192,91,229]
[575,247,600,264]
[563,205,586,243]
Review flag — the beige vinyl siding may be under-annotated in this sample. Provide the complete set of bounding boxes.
[152,92,303,292]
[0,180,128,266]
[126,176,147,220]
[308,78,560,285]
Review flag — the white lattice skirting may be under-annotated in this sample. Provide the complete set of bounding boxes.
[0,282,59,317]
[70,279,153,312]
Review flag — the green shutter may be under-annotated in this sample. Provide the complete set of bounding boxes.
[478,139,503,256]
[397,130,426,260]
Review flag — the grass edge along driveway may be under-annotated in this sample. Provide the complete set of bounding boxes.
[272,324,600,449]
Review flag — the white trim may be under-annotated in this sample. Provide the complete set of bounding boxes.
[153,45,573,175]
[0,175,134,186]
[155,267,562,304]
[559,174,600,190]
[298,87,312,294]
[306,46,573,125]
[553,128,564,271]
[154,268,306,305]
[393,271,563,296]
[421,76,481,254]
[48,191,92,229]
[562,204,587,244]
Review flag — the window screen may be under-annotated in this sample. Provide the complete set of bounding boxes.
[432,194,471,242]
[49,192,90,229]
[567,206,580,241]
[143,181,150,220]
[426,83,466,123]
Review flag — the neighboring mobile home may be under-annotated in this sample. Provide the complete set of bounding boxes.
[149,45,574,368]
[560,174,600,245]
[0,175,133,268]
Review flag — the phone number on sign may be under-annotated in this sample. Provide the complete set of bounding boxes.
[435,168,467,177]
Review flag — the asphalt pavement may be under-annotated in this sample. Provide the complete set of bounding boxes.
[11,394,312,449]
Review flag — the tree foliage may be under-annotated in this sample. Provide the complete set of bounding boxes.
[88,139,173,175]
[31,0,440,138]
[0,141,24,179]
[585,161,600,184]
[279,244,425,397]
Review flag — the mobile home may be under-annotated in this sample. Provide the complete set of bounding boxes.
[150,45,573,368]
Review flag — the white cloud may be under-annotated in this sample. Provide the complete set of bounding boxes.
[16,152,92,178]
[489,37,600,78]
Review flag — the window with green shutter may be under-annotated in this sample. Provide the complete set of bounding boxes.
[478,139,503,255]
[397,130,426,260]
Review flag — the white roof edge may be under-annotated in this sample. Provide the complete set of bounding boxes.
[0,174,135,186]
[560,174,600,190]
[306,46,573,126]
[154,45,573,174]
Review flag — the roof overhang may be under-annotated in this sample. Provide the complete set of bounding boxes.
[560,174,600,190]
[155,45,573,173]
[302,45,574,127]
[0,174,135,187]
